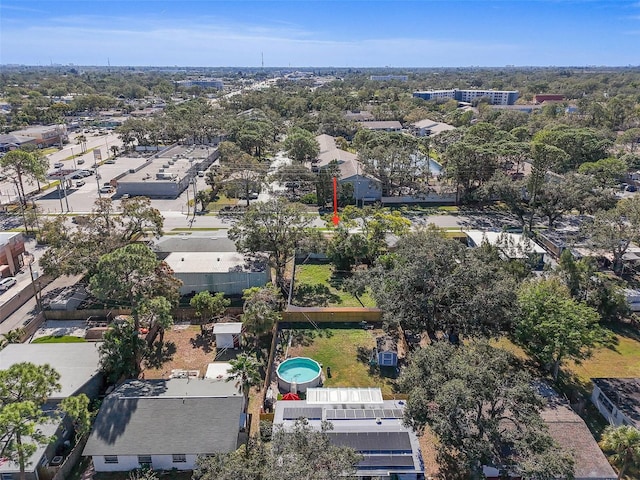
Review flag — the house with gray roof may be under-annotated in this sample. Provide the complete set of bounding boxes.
[0,342,102,401]
[484,383,616,480]
[315,134,382,204]
[357,121,403,132]
[591,378,640,428]
[152,234,237,260]
[0,343,103,480]
[410,118,455,137]
[83,378,245,472]
[0,133,37,152]
[272,387,424,479]
[540,383,615,480]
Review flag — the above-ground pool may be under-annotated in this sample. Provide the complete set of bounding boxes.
[277,357,322,393]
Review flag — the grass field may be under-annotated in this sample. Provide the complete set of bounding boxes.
[31,335,87,343]
[493,324,640,392]
[293,263,376,307]
[286,327,395,395]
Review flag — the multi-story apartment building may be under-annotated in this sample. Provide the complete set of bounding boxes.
[413,89,519,105]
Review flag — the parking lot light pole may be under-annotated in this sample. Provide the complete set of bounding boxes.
[95,164,102,199]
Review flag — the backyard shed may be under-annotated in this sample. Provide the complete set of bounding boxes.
[375,336,398,367]
[213,322,243,349]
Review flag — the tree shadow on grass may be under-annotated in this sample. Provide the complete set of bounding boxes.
[190,332,215,354]
[293,283,341,307]
[290,329,317,347]
[604,320,640,343]
[145,341,177,369]
[356,346,375,365]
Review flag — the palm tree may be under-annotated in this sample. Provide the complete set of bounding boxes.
[226,353,261,405]
[76,135,88,153]
[600,425,640,479]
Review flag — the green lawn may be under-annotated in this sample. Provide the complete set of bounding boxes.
[493,326,640,390]
[31,335,86,343]
[567,326,640,385]
[286,327,395,395]
[293,263,376,307]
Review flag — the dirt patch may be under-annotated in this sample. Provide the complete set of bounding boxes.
[142,323,216,379]
[418,427,441,479]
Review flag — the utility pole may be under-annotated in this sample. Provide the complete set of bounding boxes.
[192,177,198,218]
[26,254,42,311]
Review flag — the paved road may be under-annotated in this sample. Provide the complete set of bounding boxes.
[0,274,83,335]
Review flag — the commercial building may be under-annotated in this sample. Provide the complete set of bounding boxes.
[114,145,218,198]
[0,231,25,277]
[272,387,425,479]
[0,133,37,152]
[413,89,519,105]
[369,75,408,81]
[11,124,68,147]
[534,94,565,104]
[175,78,224,89]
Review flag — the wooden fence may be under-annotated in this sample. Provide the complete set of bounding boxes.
[282,305,382,323]
[43,306,243,322]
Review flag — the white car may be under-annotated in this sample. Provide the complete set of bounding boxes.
[53,162,64,168]
[75,180,86,187]
[0,277,17,291]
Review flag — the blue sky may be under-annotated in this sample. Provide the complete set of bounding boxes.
[1,1,640,67]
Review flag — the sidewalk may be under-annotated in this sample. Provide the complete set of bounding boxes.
[0,274,83,336]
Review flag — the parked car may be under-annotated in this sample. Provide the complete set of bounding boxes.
[75,180,86,187]
[627,185,638,192]
[99,186,114,194]
[197,170,205,177]
[0,277,17,291]
[77,159,85,165]
[53,162,64,168]
[121,193,130,199]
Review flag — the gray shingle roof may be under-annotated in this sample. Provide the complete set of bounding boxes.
[592,377,640,428]
[153,235,237,254]
[0,343,101,399]
[83,379,243,456]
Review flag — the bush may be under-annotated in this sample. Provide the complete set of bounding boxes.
[259,420,273,442]
[299,192,317,204]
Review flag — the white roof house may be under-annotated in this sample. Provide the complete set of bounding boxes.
[465,231,545,260]
[164,252,269,295]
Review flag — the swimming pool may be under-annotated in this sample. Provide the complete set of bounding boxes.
[277,357,322,393]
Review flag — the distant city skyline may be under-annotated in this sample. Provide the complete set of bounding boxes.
[2,0,640,67]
